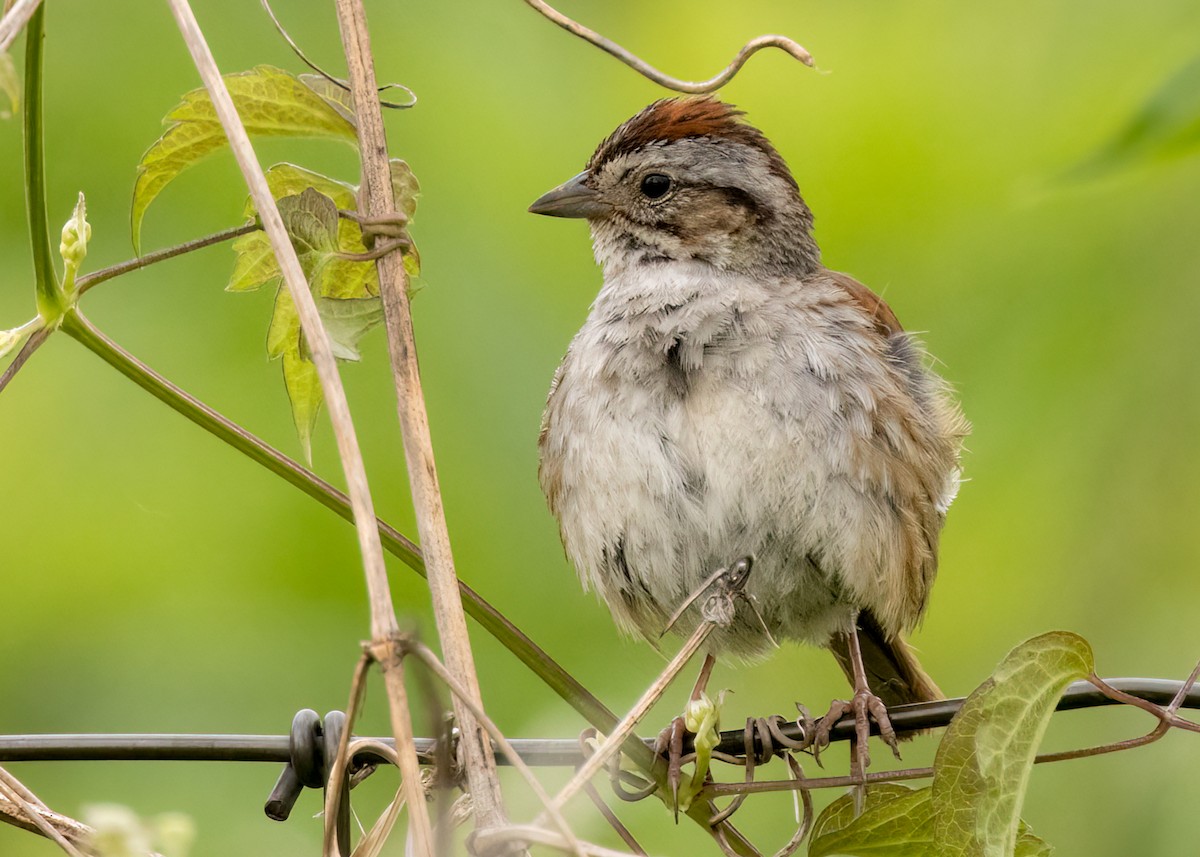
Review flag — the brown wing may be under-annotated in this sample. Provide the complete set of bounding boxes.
[825,270,967,634]
[828,270,903,338]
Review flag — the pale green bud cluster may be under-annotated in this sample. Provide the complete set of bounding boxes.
[59,191,91,276]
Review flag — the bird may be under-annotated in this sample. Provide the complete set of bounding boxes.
[529,97,968,779]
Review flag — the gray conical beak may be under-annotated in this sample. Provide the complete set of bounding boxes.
[528,171,609,219]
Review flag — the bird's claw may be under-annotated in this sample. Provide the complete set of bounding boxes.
[653,691,724,817]
[653,715,689,818]
[811,688,901,776]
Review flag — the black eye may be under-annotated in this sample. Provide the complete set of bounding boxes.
[640,173,672,199]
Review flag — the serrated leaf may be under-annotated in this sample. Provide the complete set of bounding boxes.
[227,231,280,293]
[1015,823,1053,857]
[809,784,935,857]
[266,288,321,462]
[389,158,420,221]
[932,632,1091,857]
[276,188,339,264]
[252,163,358,217]
[1067,55,1200,180]
[318,255,379,299]
[266,286,299,359]
[313,296,383,361]
[239,160,422,295]
[298,74,356,125]
[281,346,322,465]
[0,51,18,120]
[131,65,357,254]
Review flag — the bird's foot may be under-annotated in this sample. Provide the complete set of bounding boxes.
[810,687,901,776]
[654,715,688,815]
[653,691,724,817]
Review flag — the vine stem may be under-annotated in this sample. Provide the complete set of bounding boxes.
[0,323,49,394]
[522,0,813,93]
[21,1,59,321]
[333,0,510,839]
[164,2,434,852]
[76,222,259,296]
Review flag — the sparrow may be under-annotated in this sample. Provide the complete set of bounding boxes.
[529,97,968,771]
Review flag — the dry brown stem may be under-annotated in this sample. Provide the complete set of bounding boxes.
[543,618,713,818]
[331,0,510,840]
[0,0,41,52]
[164,2,433,853]
[0,766,89,857]
[404,640,585,857]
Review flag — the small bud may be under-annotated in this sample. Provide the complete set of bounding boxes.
[59,191,91,274]
[684,693,713,734]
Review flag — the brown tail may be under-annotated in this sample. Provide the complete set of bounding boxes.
[828,610,942,708]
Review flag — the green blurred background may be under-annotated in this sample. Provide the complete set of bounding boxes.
[2,0,1198,854]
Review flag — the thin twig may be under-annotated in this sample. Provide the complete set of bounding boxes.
[523,0,813,94]
[703,765,935,798]
[473,826,643,857]
[0,801,94,854]
[543,559,754,816]
[258,0,415,109]
[1036,669,1200,763]
[706,665,1200,795]
[0,768,45,809]
[343,741,410,857]
[332,0,511,838]
[322,653,374,857]
[166,0,392,640]
[166,5,429,854]
[75,223,259,296]
[0,324,50,394]
[405,640,587,857]
[368,639,437,856]
[0,769,88,857]
[544,619,713,816]
[581,781,647,857]
[0,0,40,53]
[1167,658,1200,716]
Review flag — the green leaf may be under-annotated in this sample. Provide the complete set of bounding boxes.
[931,632,1091,856]
[298,74,356,125]
[389,158,420,221]
[809,784,935,857]
[313,296,383,362]
[233,160,422,297]
[266,288,321,463]
[0,51,18,119]
[276,188,339,265]
[252,162,358,216]
[1067,55,1200,180]
[225,168,421,457]
[131,65,357,254]
[226,230,280,293]
[265,285,299,360]
[282,348,322,465]
[1014,823,1053,857]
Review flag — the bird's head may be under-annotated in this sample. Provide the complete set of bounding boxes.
[530,97,820,275]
